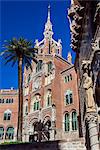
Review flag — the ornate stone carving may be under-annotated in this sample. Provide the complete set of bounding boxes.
[83,73,96,113]
[70,44,77,51]
[91,38,100,51]
[71,32,79,39]
[73,14,82,23]
[81,60,91,73]
[68,1,84,52]
[68,6,76,17]
[82,60,96,113]
[68,16,79,35]
[85,112,98,124]
[71,38,78,46]
[71,20,81,30]
[94,2,100,23]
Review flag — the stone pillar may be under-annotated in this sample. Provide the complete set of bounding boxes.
[25,132,29,142]
[69,113,72,131]
[14,127,17,141]
[85,112,100,150]
[23,117,29,142]
[51,121,56,140]
[51,104,56,140]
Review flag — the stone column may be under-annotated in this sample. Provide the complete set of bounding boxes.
[85,112,99,150]
[69,113,72,131]
[51,104,56,140]
[23,117,29,142]
[14,127,17,141]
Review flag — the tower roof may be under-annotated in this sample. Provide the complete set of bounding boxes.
[34,5,62,56]
[43,5,53,39]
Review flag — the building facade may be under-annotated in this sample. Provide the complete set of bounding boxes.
[68,0,100,150]
[0,88,18,143]
[23,6,80,142]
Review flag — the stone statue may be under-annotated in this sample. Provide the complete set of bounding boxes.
[83,72,96,112]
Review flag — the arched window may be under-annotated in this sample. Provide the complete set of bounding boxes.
[6,99,13,103]
[72,111,77,131]
[64,74,72,83]
[11,99,13,103]
[69,93,73,104]
[0,127,4,140]
[25,105,28,115]
[65,90,73,105]
[47,95,51,106]
[6,99,9,103]
[4,110,11,120]
[34,101,40,111]
[27,74,31,83]
[36,60,42,72]
[56,49,59,54]
[2,99,4,103]
[64,76,67,83]
[46,90,52,107]
[48,62,52,72]
[32,94,41,111]
[67,75,70,82]
[64,113,70,132]
[5,127,14,140]
[70,74,72,80]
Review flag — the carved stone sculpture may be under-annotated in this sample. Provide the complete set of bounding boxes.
[83,72,96,113]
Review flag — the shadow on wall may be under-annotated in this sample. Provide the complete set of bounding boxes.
[0,141,60,150]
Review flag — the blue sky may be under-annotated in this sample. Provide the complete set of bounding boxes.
[0,0,75,89]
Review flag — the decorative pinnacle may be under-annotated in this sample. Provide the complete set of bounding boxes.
[71,0,74,5]
[48,5,50,21]
[43,4,53,39]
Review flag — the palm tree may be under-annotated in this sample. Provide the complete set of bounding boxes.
[1,37,37,141]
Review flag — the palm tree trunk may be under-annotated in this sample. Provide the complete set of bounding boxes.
[17,56,23,141]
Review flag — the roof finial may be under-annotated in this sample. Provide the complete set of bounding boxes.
[67,51,72,64]
[48,4,50,21]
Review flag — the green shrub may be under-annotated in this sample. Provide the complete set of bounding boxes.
[0,141,29,145]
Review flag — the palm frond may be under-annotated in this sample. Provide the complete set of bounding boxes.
[11,57,17,67]
[5,56,16,65]
[4,53,16,59]
[1,37,37,68]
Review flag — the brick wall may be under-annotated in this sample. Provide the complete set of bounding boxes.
[0,89,18,142]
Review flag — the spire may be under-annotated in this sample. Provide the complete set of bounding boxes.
[43,5,53,40]
[48,5,50,21]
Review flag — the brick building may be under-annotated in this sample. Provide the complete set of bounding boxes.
[23,6,80,142]
[0,88,18,143]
